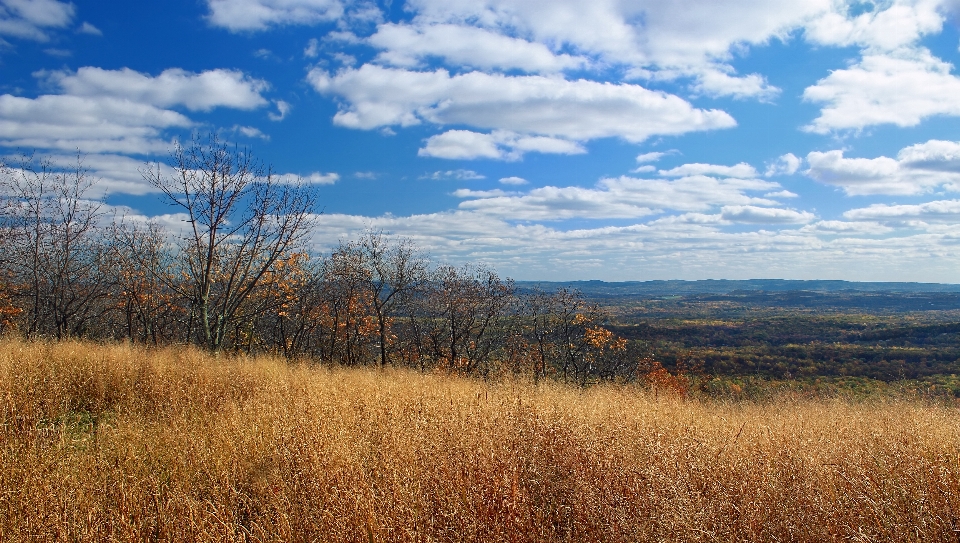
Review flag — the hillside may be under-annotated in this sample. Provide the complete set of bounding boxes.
[2,338,959,542]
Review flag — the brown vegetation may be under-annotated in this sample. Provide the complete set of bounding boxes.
[3,338,959,542]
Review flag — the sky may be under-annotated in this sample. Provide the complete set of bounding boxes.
[3,0,960,282]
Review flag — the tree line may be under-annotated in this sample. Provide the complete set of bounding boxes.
[0,137,644,384]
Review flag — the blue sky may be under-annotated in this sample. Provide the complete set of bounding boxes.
[4,0,960,282]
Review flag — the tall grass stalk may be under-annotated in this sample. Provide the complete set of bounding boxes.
[2,338,958,541]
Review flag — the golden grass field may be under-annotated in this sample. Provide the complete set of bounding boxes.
[2,338,960,542]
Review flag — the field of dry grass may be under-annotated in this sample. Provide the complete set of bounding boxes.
[2,338,960,542]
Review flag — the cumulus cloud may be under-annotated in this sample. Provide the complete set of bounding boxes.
[659,162,759,178]
[805,140,960,195]
[720,205,814,224]
[800,220,893,235]
[274,171,339,184]
[46,67,270,111]
[233,125,268,139]
[0,94,190,154]
[803,49,960,133]
[843,200,960,222]
[399,0,831,99]
[421,169,485,180]
[451,188,511,198]
[269,99,291,121]
[0,66,273,156]
[418,130,585,161]
[31,153,164,196]
[499,176,527,185]
[303,207,953,283]
[205,0,345,31]
[304,37,319,58]
[636,151,668,163]
[455,174,784,220]
[0,0,75,41]
[765,153,802,177]
[368,23,587,73]
[898,139,960,171]
[804,0,945,51]
[309,65,735,143]
[77,22,101,36]
[691,69,780,101]
[764,190,798,198]
[418,130,501,160]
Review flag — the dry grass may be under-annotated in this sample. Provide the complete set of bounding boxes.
[2,338,959,542]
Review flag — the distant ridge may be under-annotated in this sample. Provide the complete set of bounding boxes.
[515,279,960,297]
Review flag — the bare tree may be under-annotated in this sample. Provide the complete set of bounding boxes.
[0,154,112,339]
[419,265,515,375]
[342,231,428,367]
[141,135,318,351]
[108,220,183,345]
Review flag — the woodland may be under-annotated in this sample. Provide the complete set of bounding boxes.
[3,136,960,397]
[0,138,640,386]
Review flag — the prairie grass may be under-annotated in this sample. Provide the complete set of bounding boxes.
[2,338,959,542]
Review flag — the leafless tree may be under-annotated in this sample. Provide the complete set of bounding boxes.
[141,135,318,351]
[419,265,515,375]
[0,154,112,339]
[108,220,183,345]
[343,231,428,367]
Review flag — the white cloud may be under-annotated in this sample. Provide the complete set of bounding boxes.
[418,130,586,161]
[801,220,893,235]
[691,69,780,101]
[303,208,956,282]
[421,169,485,180]
[34,153,162,196]
[304,37,319,58]
[764,190,798,198]
[0,94,190,154]
[269,99,291,121]
[47,67,270,112]
[0,0,75,41]
[455,174,784,220]
[805,140,960,195]
[0,66,275,157]
[309,65,735,142]
[205,0,345,31]
[499,176,527,185]
[803,48,960,133]
[332,52,356,66]
[418,130,501,160]
[253,48,274,60]
[43,47,69,57]
[636,152,666,163]
[843,200,960,222]
[720,205,814,224]
[77,21,101,36]
[400,0,832,99]
[659,162,759,178]
[804,0,945,52]
[452,188,511,198]
[275,171,339,184]
[897,139,960,171]
[368,23,587,73]
[765,153,802,177]
[233,125,268,139]
[457,185,659,220]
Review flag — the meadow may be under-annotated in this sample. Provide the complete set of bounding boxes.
[3,338,959,542]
